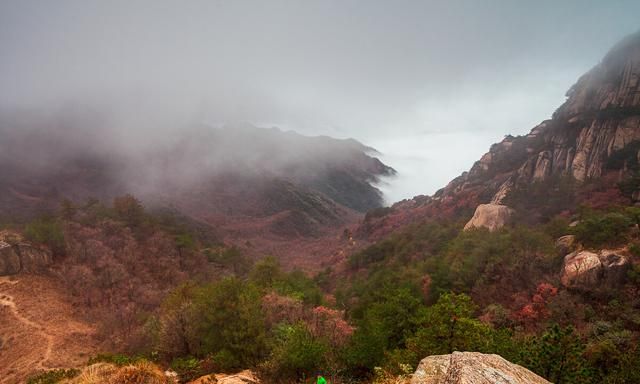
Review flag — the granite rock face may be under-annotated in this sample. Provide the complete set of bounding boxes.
[411,351,550,384]
[464,204,514,231]
[437,31,640,206]
[561,249,630,289]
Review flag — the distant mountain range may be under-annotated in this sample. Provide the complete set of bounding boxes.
[0,118,394,263]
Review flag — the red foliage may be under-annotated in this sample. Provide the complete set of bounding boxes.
[578,172,631,209]
[511,282,558,330]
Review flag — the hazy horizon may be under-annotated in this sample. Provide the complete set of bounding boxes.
[2,0,640,203]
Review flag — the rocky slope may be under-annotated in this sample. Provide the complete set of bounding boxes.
[0,275,99,384]
[359,30,640,239]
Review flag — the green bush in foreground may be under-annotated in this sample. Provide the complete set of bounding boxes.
[26,368,79,384]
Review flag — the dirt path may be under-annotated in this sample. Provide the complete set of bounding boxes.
[0,275,100,383]
[0,284,54,371]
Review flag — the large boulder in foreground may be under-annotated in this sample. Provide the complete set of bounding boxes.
[561,249,630,289]
[464,204,514,231]
[411,351,550,384]
[188,370,259,384]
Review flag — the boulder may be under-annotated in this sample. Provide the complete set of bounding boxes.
[561,249,630,289]
[464,204,513,231]
[411,351,550,384]
[0,232,52,276]
[188,370,259,384]
[555,235,576,255]
[599,250,631,287]
[561,251,601,287]
[0,242,21,275]
[16,243,52,272]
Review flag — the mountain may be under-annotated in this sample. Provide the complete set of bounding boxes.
[5,28,640,384]
[0,120,394,265]
[359,30,640,239]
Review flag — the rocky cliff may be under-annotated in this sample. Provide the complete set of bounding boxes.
[359,31,640,238]
[453,30,640,200]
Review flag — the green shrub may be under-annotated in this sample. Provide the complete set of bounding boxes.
[406,293,493,360]
[248,257,323,305]
[26,369,79,384]
[205,246,251,275]
[571,212,633,248]
[24,216,66,256]
[87,353,145,366]
[170,356,202,381]
[522,324,590,384]
[156,277,267,367]
[261,323,328,380]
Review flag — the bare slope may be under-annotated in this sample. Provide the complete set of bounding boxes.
[0,275,99,383]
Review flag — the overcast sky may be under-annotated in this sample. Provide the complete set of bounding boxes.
[1,1,639,203]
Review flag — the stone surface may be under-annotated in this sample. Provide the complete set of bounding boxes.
[188,370,260,384]
[555,235,577,255]
[411,351,550,384]
[0,232,52,276]
[599,249,631,286]
[561,249,630,289]
[464,204,514,231]
[0,242,21,275]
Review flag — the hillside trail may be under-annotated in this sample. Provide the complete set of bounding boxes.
[0,277,54,371]
[0,274,104,384]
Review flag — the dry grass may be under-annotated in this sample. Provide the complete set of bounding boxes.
[63,363,117,384]
[62,361,172,384]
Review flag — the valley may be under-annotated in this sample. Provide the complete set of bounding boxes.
[1,7,640,384]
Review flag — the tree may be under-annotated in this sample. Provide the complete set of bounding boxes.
[24,216,66,256]
[113,194,146,228]
[407,293,493,359]
[174,232,194,269]
[261,322,328,380]
[523,324,589,384]
[343,287,422,375]
[187,278,267,368]
[249,256,283,288]
[571,212,633,248]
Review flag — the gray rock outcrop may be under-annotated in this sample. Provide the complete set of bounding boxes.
[464,204,514,231]
[0,237,52,276]
[411,351,550,384]
[561,249,630,289]
[429,31,640,209]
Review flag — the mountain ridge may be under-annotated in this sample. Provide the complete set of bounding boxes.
[357,30,640,240]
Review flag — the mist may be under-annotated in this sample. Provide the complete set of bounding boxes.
[1,1,640,203]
